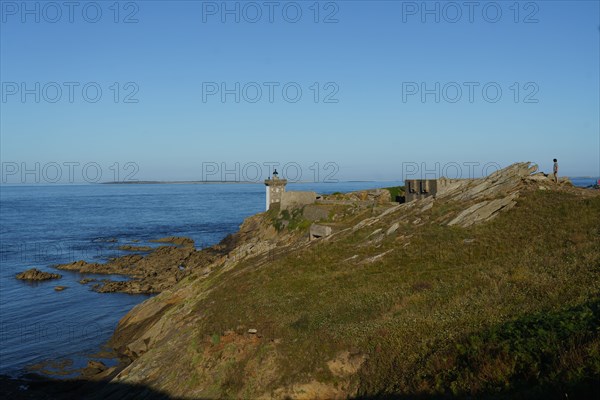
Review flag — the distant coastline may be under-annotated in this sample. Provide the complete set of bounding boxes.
[100,180,378,185]
[101,181,260,185]
[0,178,595,186]
[100,177,599,186]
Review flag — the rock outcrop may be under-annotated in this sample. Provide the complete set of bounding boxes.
[149,236,195,247]
[118,245,153,252]
[322,188,392,205]
[15,268,62,281]
[447,193,518,227]
[56,241,216,294]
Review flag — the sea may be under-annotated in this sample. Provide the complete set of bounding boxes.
[0,181,410,378]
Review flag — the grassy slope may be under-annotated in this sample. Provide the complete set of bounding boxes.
[158,189,599,398]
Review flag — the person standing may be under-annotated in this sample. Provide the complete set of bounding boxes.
[553,159,559,183]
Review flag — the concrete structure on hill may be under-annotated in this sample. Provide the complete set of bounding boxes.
[405,178,461,202]
[264,170,318,211]
[309,224,332,240]
[281,191,318,210]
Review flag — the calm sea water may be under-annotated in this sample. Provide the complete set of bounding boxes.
[570,177,599,187]
[0,181,404,377]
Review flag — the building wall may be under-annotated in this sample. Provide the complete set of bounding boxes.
[264,178,288,210]
[281,191,317,210]
[405,178,461,202]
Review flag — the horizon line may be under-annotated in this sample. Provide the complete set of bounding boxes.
[1,176,599,187]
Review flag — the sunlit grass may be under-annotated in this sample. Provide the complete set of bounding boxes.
[183,189,599,398]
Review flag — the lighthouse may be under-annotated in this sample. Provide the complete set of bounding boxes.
[264,169,287,211]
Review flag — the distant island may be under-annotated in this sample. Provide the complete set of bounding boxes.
[101,180,261,184]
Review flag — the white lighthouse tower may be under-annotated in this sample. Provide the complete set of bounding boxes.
[264,169,287,211]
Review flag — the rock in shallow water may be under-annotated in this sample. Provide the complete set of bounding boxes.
[15,268,61,281]
[81,360,107,377]
[149,236,195,247]
[118,245,153,252]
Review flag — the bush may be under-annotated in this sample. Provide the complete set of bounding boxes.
[384,186,405,202]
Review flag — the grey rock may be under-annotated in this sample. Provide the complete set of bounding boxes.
[448,193,518,227]
[386,222,399,235]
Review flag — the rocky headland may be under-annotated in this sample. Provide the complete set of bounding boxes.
[53,236,220,294]
[8,163,600,399]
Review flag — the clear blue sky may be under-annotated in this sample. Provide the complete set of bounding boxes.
[1,0,599,182]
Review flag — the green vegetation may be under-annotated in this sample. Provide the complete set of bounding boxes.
[211,333,221,345]
[268,205,312,232]
[104,182,595,400]
[188,189,599,398]
[384,185,405,202]
[419,299,600,398]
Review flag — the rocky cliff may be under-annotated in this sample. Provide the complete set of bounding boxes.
[18,163,599,399]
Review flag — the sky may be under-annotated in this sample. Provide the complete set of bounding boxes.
[1,0,599,183]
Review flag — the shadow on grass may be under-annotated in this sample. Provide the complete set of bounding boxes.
[2,374,598,400]
[0,374,190,400]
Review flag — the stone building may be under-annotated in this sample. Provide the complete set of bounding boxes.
[405,178,460,202]
[264,170,318,211]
